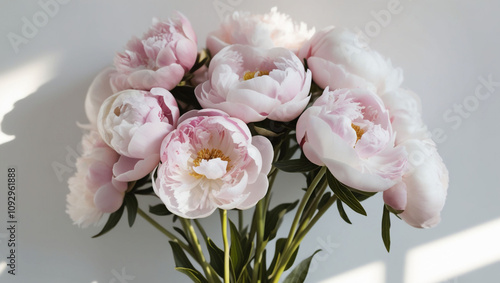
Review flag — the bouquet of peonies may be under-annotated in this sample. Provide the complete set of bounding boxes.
[67,8,448,283]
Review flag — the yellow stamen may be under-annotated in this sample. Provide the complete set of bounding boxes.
[243,70,270,80]
[351,123,365,144]
[190,148,231,179]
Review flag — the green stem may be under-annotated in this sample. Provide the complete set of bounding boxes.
[270,195,338,283]
[299,178,328,225]
[194,219,208,241]
[284,167,326,245]
[181,218,217,283]
[221,210,230,283]
[137,208,195,258]
[269,166,326,281]
[251,200,266,283]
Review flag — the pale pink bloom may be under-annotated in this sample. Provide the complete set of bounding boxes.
[195,45,312,123]
[383,139,448,228]
[380,88,430,144]
[298,27,403,94]
[67,131,127,227]
[97,88,179,181]
[153,109,273,219]
[296,87,407,192]
[111,13,198,92]
[207,7,315,55]
[85,67,116,125]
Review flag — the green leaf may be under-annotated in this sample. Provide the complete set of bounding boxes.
[124,193,138,227]
[175,267,209,283]
[133,186,154,195]
[326,171,367,216]
[265,201,299,241]
[336,200,352,224]
[317,192,332,211]
[253,125,281,137]
[268,238,300,276]
[149,203,172,216]
[189,55,208,74]
[92,204,125,238]
[229,219,245,279]
[382,205,391,252]
[274,158,320,173]
[173,227,190,244]
[169,241,195,269]
[385,204,404,216]
[207,238,225,278]
[171,85,201,111]
[282,250,321,283]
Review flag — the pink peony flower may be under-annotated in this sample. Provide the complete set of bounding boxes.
[153,109,273,219]
[110,13,198,92]
[84,67,116,125]
[67,131,127,227]
[97,87,179,182]
[296,87,407,192]
[380,88,430,145]
[195,45,312,123]
[298,27,403,94]
[207,7,315,55]
[383,139,448,228]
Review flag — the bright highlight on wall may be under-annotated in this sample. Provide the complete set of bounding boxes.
[320,261,386,283]
[0,53,60,145]
[405,218,500,283]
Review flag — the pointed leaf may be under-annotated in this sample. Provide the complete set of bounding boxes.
[124,193,138,227]
[174,227,191,244]
[336,200,352,224]
[207,238,225,278]
[265,201,299,241]
[273,158,320,173]
[382,205,391,252]
[282,250,321,283]
[92,204,125,238]
[133,186,154,195]
[175,267,209,283]
[149,203,172,216]
[229,219,245,278]
[169,241,195,269]
[326,171,367,216]
[318,192,332,211]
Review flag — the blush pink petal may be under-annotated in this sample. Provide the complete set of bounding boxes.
[113,154,160,182]
[154,110,273,218]
[85,67,116,125]
[383,181,408,211]
[399,139,449,228]
[94,183,125,213]
[297,88,407,192]
[196,45,311,123]
[128,122,172,158]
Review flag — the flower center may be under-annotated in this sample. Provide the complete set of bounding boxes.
[351,123,365,144]
[243,70,270,80]
[191,148,231,179]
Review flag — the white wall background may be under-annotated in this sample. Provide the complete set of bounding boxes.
[0,0,499,282]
